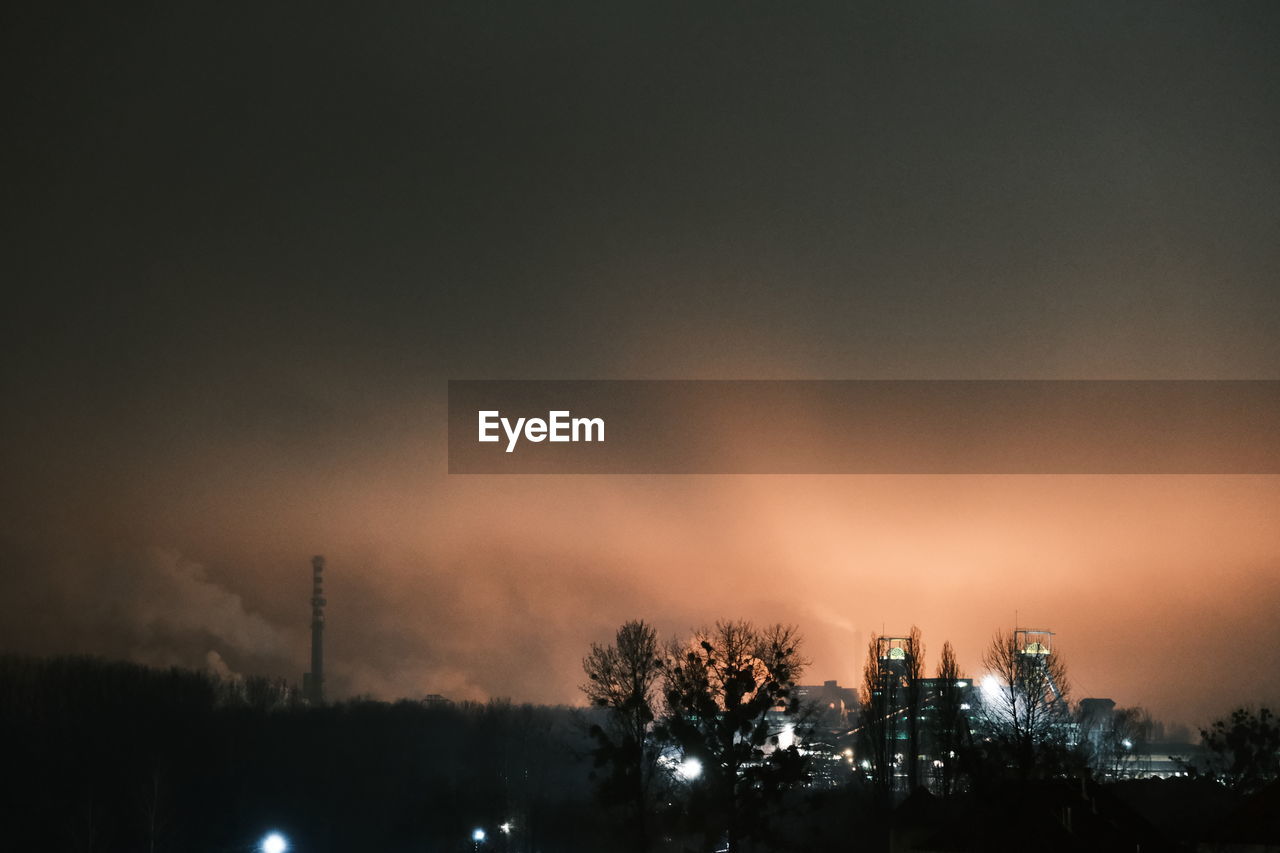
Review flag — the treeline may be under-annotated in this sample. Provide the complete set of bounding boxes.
[0,655,603,853]
[579,619,1280,853]
[3,635,1277,853]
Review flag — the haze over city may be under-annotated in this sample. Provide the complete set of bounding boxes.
[4,1,1279,734]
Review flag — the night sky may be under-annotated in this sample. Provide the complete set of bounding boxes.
[2,2,1278,728]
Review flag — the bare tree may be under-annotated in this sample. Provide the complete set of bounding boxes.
[857,628,924,795]
[581,620,664,852]
[904,626,925,791]
[859,632,894,794]
[1077,702,1152,780]
[661,620,809,853]
[977,628,1072,780]
[1106,706,1152,779]
[932,641,966,796]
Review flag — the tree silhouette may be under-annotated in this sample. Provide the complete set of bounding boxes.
[904,627,925,791]
[1077,703,1152,780]
[581,620,664,852]
[932,641,967,796]
[976,629,1072,781]
[660,621,809,852]
[0,655,607,853]
[859,633,894,795]
[857,628,923,796]
[1196,706,1280,793]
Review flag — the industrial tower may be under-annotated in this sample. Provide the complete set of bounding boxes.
[303,555,326,704]
[871,635,919,791]
[1015,627,1064,703]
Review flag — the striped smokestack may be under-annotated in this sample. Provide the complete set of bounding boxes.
[303,555,326,704]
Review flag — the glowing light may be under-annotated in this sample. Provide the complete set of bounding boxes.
[776,723,795,750]
[678,757,703,780]
[955,680,968,688]
[261,833,288,853]
[500,822,512,835]
[1122,739,1133,749]
[472,828,486,843]
[981,675,1002,696]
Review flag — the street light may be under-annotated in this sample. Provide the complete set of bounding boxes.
[472,827,486,851]
[260,832,288,853]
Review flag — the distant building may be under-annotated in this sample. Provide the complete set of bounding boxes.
[1078,697,1117,728]
[793,680,860,787]
[796,679,859,733]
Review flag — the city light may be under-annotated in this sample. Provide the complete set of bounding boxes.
[500,822,513,835]
[678,757,703,780]
[472,828,486,843]
[260,833,288,853]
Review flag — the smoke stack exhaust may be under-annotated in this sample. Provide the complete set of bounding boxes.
[303,555,326,704]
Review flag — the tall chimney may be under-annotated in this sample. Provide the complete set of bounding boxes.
[304,555,326,704]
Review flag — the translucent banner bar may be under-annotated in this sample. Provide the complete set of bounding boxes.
[447,380,1280,474]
